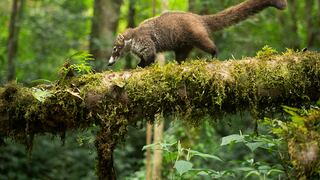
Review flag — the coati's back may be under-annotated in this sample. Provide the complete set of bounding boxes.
[140,12,206,51]
[149,0,288,32]
[139,0,287,51]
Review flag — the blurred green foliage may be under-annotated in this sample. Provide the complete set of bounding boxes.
[0,0,319,179]
[0,131,97,180]
[0,0,92,84]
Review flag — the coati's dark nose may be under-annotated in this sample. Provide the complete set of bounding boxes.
[108,61,115,66]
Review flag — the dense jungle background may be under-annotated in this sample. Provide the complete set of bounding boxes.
[0,0,319,179]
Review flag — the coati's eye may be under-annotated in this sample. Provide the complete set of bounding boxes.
[113,47,117,51]
[117,45,123,50]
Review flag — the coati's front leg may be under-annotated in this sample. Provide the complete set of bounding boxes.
[137,45,156,68]
[137,55,155,67]
[131,38,157,67]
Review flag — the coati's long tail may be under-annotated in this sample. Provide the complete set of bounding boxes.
[202,0,287,32]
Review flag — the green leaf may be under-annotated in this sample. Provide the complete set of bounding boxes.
[244,170,261,179]
[187,150,222,161]
[31,79,52,84]
[245,142,265,152]
[282,106,301,117]
[159,141,176,151]
[142,143,158,151]
[221,134,245,146]
[197,171,209,176]
[235,167,255,172]
[174,160,193,176]
[267,169,284,175]
[258,165,271,174]
[32,88,53,102]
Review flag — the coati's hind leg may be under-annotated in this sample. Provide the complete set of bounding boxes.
[194,36,218,59]
[175,46,193,63]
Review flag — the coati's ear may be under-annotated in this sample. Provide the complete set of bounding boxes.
[116,34,125,45]
[124,39,132,46]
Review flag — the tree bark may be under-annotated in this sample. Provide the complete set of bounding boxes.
[7,0,25,81]
[89,0,123,71]
[0,52,319,179]
[96,128,117,180]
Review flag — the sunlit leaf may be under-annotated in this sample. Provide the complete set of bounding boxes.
[244,170,260,179]
[187,149,222,161]
[197,171,209,176]
[32,88,53,102]
[245,142,265,152]
[31,79,52,84]
[267,169,284,175]
[258,165,271,174]
[174,160,193,175]
[142,143,158,151]
[235,167,255,172]
[221,134,245,146]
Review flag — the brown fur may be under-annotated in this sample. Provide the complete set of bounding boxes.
[108,0,287,67]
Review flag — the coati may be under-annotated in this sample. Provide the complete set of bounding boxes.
[108,0,287,67]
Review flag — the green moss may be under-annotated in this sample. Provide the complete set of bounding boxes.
[1,50,320,179]
[0,83,36,149]
[1,51,319,136]
[256,45,278,59]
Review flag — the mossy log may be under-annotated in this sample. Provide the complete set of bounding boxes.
[0,51,320,179]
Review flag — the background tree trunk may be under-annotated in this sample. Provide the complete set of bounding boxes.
[318,0,320,46]
[305,0,316,47]
[286,0,301,49]
[89,0,123,71]
[189,0,196,13]
[146,122,153,180]
[151,1,168,180]
[125,0,136,69]
[7,0,24,81]
[146,1,158,179]
[152,114,164,180]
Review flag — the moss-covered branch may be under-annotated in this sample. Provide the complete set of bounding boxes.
[0,51,320,179]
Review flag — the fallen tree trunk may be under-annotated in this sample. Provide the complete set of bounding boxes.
[0,51,319,179]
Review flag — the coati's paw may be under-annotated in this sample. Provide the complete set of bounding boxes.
[212,48,219,58]
[272,0,287,10]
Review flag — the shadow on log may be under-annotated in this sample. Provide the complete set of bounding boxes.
[0,50,319,179]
